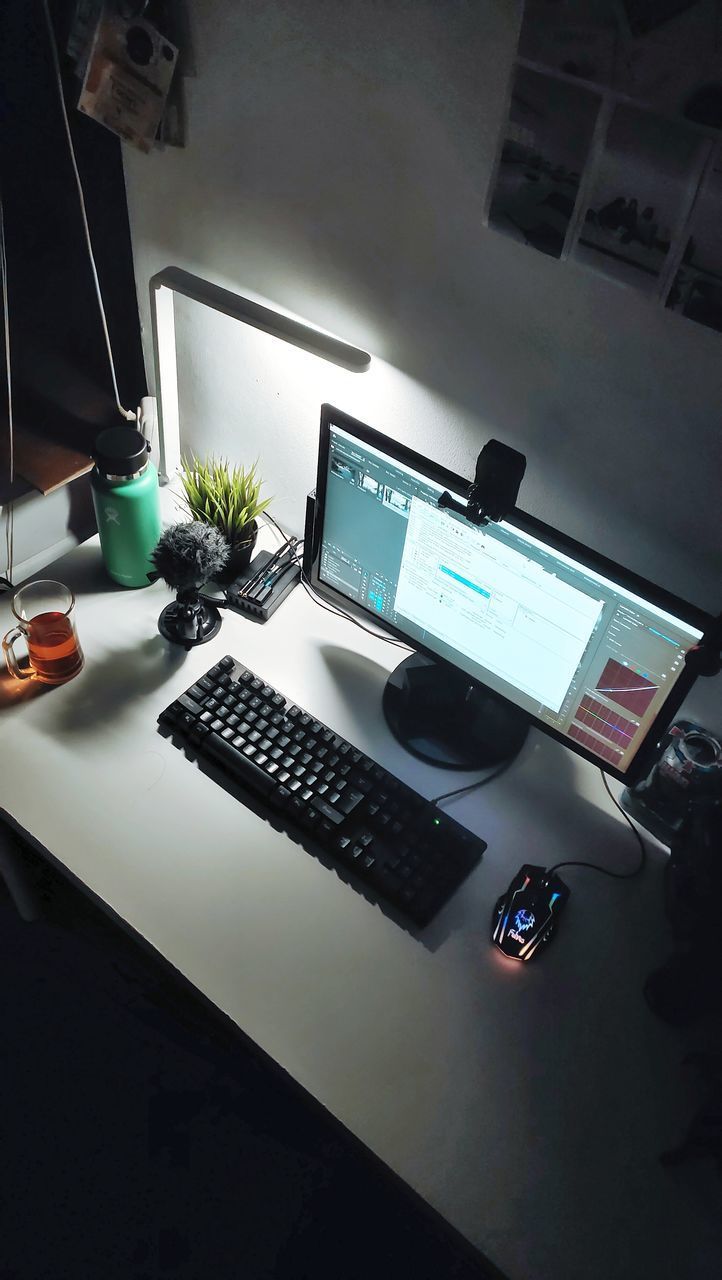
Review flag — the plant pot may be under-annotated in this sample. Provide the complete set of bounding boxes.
[216,522,258,584]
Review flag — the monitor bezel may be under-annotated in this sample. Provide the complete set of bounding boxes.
[307,403,712,784]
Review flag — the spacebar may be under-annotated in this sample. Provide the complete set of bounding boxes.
[203,733,276,797]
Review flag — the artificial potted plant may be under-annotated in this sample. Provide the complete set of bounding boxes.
[178,455,271,583]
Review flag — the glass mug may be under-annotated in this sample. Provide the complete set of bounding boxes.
[3,580,84,684]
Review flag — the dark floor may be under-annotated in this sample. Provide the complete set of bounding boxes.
[0,836,503,1280]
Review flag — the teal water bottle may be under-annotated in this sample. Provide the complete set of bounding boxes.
[91,427,161,588]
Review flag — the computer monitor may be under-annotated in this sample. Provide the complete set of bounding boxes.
[306,404,712,782]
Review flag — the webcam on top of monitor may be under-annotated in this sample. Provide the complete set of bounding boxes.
[438,439,526,526]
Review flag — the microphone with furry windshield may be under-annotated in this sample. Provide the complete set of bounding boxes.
[150,523,229,648]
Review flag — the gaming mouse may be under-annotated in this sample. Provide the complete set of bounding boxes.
[491,864,570,961]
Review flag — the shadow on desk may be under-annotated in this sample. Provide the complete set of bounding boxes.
[36,634,186,734]
[29,539,133,598]
[0,668,52,709]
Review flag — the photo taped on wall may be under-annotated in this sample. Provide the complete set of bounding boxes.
[572,104,710,294]
[487,64,601,259]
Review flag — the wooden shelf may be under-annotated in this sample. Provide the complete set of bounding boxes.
[0,420,94,503]
[13,423,94,495]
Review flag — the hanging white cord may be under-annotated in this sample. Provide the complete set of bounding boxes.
[0,191,15,584]
[42,0,136,422]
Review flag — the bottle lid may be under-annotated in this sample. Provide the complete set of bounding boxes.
[94,427,150,477]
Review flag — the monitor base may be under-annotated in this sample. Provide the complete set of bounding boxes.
[382,653,529,770]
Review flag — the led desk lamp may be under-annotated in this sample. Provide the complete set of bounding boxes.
[147,266,371,485]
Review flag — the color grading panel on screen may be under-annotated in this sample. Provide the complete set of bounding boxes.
[319,423,704,774]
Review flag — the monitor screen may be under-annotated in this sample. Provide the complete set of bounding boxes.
[309,406,708,781]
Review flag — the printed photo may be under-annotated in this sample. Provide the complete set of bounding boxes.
[518,1,722,129]
[666,148,722,332]
[518,1,618,85]
[487,65,601,258]
[572,105,708,293]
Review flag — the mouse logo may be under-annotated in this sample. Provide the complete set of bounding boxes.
[514,909,535,933]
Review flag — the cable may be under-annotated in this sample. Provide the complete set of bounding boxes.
[299,575,413,650]
[42,0,135,424]
[547,768,647,880]
[0,188,14,586]
[262,511,413,652]
[430,754,517,807]
[262,511,296,544]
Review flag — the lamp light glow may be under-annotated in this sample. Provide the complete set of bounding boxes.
[149,267,371,484]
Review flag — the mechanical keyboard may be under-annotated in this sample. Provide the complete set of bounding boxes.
[158,655,486,926]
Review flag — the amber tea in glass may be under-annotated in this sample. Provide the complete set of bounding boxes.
[3,581,84,684]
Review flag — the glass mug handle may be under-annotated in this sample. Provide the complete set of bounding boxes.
[2,625,32,680]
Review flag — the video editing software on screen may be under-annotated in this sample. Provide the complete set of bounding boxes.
[319,423,703,773]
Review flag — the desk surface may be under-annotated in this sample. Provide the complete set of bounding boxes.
[1,529,720,1280]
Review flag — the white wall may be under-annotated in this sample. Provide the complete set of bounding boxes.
[122,0,722,715]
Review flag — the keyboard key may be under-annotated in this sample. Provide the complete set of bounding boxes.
[338,789,363,816]
[204,732,275,797]
[313,799,344,826]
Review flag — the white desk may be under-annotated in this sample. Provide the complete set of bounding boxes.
[1,532,720,1280]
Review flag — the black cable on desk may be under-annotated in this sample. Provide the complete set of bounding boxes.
[430,756,516,806]
[262,512,413,653]
[547,769,647,879]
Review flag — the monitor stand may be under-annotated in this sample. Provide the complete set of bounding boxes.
[382,653,529,770]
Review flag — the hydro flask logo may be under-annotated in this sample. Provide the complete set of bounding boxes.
[105,506,120,525]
